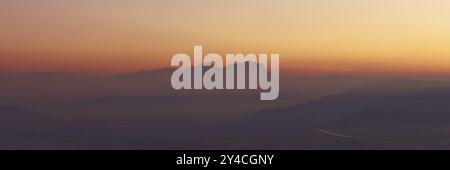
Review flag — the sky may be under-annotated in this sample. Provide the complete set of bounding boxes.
[1,0,450,74]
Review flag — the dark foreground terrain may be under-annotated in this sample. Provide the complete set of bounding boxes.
[1,70,450,149]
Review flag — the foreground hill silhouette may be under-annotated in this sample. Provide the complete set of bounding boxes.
[3,85,450,149]
[2,70,450,149]
[234,86,450,149]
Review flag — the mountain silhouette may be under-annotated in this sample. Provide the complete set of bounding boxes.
[233,86,450,149]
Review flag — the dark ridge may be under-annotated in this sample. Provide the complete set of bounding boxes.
[0,105,27,112]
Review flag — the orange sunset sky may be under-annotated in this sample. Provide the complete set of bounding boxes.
[1,0,450,74]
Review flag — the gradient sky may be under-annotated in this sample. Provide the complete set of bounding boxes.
[1,0,450,74]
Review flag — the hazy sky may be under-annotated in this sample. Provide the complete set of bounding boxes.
[1,0,450,74]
